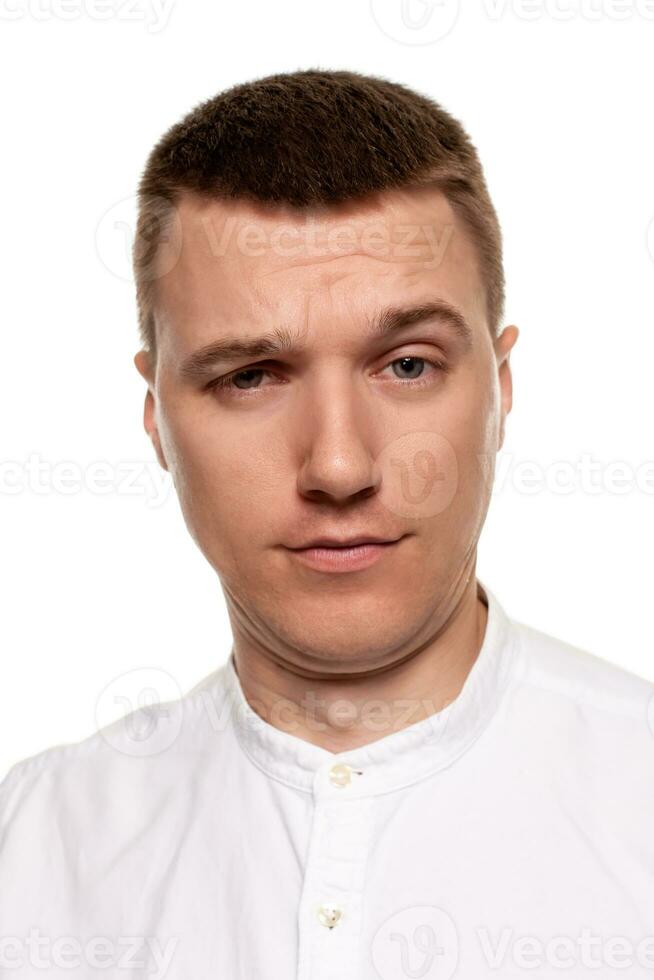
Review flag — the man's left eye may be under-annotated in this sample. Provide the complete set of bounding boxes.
[384,356,446,382]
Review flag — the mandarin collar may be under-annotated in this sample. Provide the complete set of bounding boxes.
[222,580,520,799]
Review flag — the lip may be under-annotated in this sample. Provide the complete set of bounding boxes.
[288,537,404,573]
[295,535,399,549]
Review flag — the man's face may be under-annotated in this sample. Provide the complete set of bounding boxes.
[135,185,517,673]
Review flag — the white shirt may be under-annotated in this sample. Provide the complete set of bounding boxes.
[2,579,654,980]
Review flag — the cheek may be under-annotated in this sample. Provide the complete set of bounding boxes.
[451,376,499,518]
[424,369,498,526]
[161,405,284,538]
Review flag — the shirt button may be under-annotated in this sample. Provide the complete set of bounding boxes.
[328,763,354,787]
[317,904,343,929]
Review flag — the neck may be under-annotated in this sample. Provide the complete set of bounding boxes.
[230,576,488,755]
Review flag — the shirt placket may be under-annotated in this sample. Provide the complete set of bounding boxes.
[296,761,374,980]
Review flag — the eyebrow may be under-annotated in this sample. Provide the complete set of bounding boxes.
[178,299,474,382]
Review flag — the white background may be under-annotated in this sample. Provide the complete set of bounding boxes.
[1,0,653,781]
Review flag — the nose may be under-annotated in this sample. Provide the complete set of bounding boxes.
[295,378,381,505]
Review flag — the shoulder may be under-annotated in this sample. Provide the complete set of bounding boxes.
[0,661,234,835]
[508,614,654,741]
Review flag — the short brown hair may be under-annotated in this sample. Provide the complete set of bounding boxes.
[133,68,504,357]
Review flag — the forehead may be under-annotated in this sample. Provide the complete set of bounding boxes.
[154,185,487,355]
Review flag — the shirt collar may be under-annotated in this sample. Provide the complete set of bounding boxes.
[222,579,519,798]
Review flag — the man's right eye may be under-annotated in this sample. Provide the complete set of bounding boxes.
[206,367,279,394]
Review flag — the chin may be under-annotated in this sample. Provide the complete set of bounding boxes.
[275,603,411,667]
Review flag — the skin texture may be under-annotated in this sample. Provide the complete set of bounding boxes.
[134,184,519,753]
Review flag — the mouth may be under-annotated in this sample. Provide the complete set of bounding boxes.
[287,536,405,573]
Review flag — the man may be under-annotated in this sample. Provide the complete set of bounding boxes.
[1,68,653,980]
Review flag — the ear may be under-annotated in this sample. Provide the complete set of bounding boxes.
[133,350,169,472]
[493,325,519,451]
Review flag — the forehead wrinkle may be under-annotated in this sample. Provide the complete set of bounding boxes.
[251,249,404,283]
